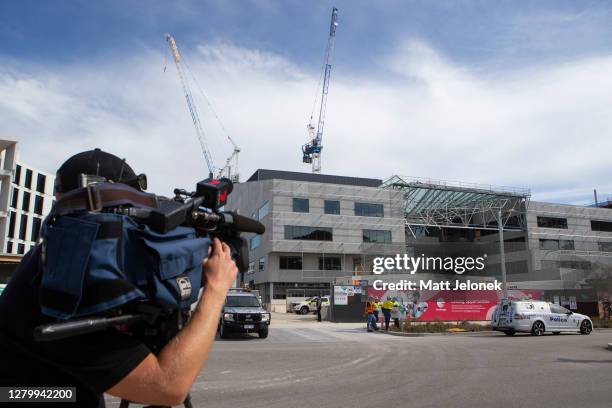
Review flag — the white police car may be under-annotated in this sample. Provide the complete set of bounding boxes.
[291,296,330,314]
[491,300,593,336]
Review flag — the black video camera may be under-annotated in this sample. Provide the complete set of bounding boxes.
[126,177,263,274]
[35,177,264,349]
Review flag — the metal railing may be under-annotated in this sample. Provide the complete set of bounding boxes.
[383,175,531,197]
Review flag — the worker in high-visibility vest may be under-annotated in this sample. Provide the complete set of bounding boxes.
[372,297,381,323]
[391,298,401,328]
[381,297,394,330]
[364,296,379,332]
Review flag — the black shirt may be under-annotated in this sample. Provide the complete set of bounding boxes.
[0,245,151,407]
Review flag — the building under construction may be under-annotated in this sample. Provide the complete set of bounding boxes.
[226,169,612,316]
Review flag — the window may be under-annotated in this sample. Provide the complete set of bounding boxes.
[539,239,574,250]
[21,192,30,212]
[598,242,612,252]
[543,260,591,270]
[505,260,529,275]
[259,256,265,271]
[6,241,12,254]
[362,229,392,243]
[537,216,568,229]
[226,295,261,308]
[591,220,612,232]
[355,202,384,217]
[550,304,570,314]
[36,174,46,194]
[19,214,27,240]
[8,212,15,239]
[293,198,309,213]
[13,164,21,185]
[31,218,42,242]
[318,256,341,270]
[247,261,254,275]
[258,201,269,220]
[284,225,333,241]
[250,235,261,250]
[34,196,44,215]
[560,260,591,270]
[324,200,340,215]
[279,256,302,270]
[17,244,25,254]
[24,169,33,189]
[10,188,18,208]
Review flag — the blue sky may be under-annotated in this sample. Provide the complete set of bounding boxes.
[2,1,612,203]
[5,1,612,71]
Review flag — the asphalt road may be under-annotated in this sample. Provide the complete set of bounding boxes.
[106,314,612,408]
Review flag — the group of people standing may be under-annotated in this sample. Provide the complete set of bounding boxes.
[364,296,402,332]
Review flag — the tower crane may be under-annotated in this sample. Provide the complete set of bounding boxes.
[302,7,339,174]
[165,33,215,178]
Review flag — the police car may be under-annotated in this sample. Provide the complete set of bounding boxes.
[491,300,593,336]
[291,296,330,314]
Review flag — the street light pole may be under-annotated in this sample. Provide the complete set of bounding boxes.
[498,209,508,300]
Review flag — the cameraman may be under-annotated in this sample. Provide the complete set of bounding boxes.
[0,149,238,407]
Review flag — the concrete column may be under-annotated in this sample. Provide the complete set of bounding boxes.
[498,209,508,300]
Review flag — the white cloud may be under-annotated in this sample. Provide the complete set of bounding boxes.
[1,40,612,203]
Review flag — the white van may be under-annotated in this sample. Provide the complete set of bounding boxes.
[491,300,593,336]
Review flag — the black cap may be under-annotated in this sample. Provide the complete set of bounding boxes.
[55,148,137,194]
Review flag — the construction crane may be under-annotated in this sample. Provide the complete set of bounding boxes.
[166,33,215,178]
[302,7,339,174]
[166,33,241,182]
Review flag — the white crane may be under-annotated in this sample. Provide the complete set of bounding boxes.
[302,7,339,174]
[166,33,240,181]
[165,33,215,178]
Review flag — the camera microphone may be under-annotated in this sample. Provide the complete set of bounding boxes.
[219,212,265,234]
[192,211,265,234]
[191,211,266,235]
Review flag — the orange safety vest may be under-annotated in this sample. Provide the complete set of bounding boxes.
[366,301,374,314]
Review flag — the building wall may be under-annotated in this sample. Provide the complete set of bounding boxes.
[0,140,18,248]
[4,162,55,255]
[226,174,406,299]
[226,171,612,301]
[526,201,612,289]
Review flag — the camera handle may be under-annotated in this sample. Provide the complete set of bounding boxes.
[119,393,193,408]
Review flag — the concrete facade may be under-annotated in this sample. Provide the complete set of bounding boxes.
[524,201,612,289]
[226,170,406,301]
[0,139,55,256]
[227,169,612,304]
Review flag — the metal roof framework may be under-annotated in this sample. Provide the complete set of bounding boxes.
[382,175,531,232]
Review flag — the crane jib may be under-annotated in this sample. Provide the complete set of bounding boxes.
[165,33,240,181]
[302,8,339,174]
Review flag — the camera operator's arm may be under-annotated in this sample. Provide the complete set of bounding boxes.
[107,238,238,406]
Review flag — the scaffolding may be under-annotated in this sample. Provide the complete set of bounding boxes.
[382,175,531,231]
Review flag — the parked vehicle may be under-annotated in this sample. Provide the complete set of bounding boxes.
[491,300,593,336]
[219,290,270,339]
[291,296,330,314]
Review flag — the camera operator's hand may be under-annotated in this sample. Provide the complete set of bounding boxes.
[202,238,238,300]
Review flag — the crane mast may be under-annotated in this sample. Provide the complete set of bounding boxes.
[302,7,338,174]
[165,33,215,178]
